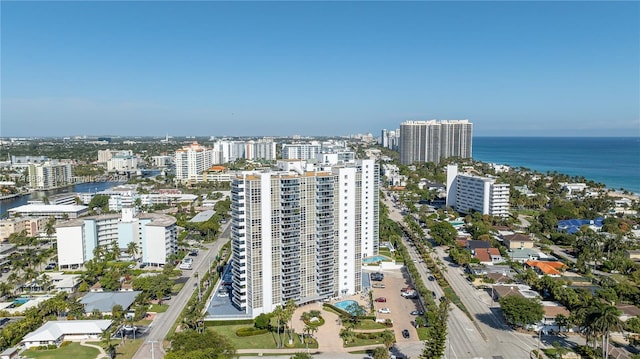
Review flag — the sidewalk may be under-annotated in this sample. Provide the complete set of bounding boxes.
[79,340,108,359]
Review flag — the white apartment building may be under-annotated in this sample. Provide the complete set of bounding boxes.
[446,165,510,217]
[151,155,173,168]
[212,139,277,163]
[399,120,473,165]
[282,142,323,160]
[55,208,177,268]
[230,159,379,317]
[27,161,73,190]
[174,142,216,183]
[106,155,138,172]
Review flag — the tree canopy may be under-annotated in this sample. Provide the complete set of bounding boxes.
[166,331,235,359]
[499,295,544,328]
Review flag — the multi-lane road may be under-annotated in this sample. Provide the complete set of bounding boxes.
[132,223,231,359]
[383,193,540,359]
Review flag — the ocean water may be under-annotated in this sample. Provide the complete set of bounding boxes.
[472,137,640,194]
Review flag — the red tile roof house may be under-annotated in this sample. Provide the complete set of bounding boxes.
[524,260,566,277]
[474,248,503,264]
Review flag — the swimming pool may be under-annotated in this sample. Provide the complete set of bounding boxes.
[334,300,361,315]
[362,255,390,263]
[13,298,29,305]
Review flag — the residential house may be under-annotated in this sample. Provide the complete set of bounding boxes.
[0,347,19,359]
[492,284,539,301]
[536,301,571,333]
[486,272,513,284]
[80,291,141,316]
[525,260,566,277]
[466,240,491,251]
[616,304,640,322]
[21,320,112,349]
[507,248,543,263]
[474,248,503,264]
[503,233,535,250]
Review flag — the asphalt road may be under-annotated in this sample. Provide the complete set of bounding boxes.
[383,193,540,359]
[132,222,231,359]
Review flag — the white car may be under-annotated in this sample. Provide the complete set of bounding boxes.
[378,307,391,314]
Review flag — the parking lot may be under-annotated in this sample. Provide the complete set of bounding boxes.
[368,266,423,343]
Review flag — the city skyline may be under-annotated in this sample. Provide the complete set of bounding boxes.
[2,1,639,137]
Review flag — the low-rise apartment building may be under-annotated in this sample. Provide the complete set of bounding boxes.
[55,208,177,268]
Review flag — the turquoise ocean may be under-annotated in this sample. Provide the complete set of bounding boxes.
[472,137,640,194]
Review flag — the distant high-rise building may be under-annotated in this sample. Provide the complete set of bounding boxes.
[282,142,322,160]
[212,139,276,163]
[446,165,510,217]
[28,161,73,190]
[174,142,216,183]
[399,120,472,165]
[230,159,379,317]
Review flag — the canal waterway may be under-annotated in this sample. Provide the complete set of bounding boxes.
[0,181,120,218]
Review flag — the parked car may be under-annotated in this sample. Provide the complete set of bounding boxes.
[44,264,55,270]
[402,329,410,338]
[378,308,391,314]
[410,310,424,316]
[428,275,435,281]
[374,297,387,302]
[372,283,386,288]
[400,286,414,292]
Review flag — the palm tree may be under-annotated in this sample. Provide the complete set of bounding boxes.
[273,305,284,348]
[44,217,56,240]
[283,299,297,345]
[101,329,117,359]
[590,304,623,359]
[126,241,139,260]
[0,282,13,299]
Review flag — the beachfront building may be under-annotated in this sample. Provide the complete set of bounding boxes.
[230,159,379,317]
[399,120,473,165]
[55,208,177,269]
[446,165,510,217]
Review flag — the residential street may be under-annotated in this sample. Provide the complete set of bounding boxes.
[132,223,231,359]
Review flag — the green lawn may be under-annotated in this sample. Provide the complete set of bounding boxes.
[344,337,389,348]
[354,320,388,330]
[171,282,185,293]
[148,304,169,313]
[416,327,429,340]
[209,326,310,350]
[109,339,144,359]
[22,342,99,359]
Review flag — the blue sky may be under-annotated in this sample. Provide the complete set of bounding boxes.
[1,1,638,137]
